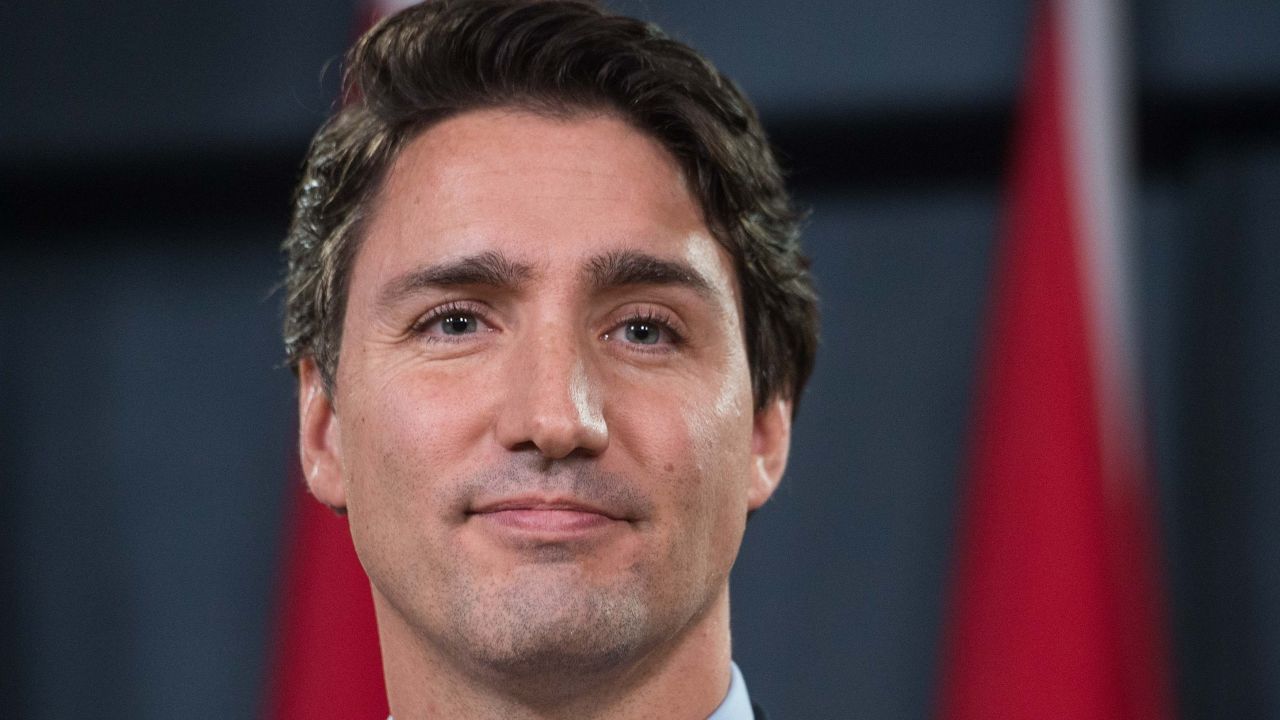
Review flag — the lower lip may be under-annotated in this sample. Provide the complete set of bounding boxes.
[473,508,618,536]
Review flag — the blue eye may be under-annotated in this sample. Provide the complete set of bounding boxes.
[624,321,661,345]
[607,310,683,351]
[439,314,477,335]
[411,302,491,341]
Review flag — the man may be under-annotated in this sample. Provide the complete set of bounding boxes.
[281,1,818,718]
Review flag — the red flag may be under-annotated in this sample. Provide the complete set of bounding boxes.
[264,3,420,719]
[938,1,1175,719]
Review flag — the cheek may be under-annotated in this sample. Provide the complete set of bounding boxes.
[661,392,755,600]
[340,363,501,605]
[682,353,755,494]
[609,361,755,544]
[683,363,756,552]
[609,369,748,474]
[341,359,498,518]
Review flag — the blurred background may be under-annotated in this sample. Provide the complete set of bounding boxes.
[3,1,1278,718]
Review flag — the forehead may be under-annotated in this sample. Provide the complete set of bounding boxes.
[352,108,739,298]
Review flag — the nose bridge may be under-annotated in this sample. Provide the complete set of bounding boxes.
[499,317,608,458]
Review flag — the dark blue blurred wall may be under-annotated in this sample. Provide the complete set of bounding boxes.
[3,1,1279,718]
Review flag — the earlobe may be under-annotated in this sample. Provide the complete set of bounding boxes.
[747,397,792,511]
[298,358,347,512]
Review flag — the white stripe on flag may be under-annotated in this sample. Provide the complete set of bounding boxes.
[1058,0,1144,492]
[375,0,423,17]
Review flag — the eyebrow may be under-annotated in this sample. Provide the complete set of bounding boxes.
[582,249,715,299]
[376,250,537,309]
[375,247,716,312]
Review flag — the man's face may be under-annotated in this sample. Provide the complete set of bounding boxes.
[298,108,790,680]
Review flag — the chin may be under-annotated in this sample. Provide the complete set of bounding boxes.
[444,565,663,686]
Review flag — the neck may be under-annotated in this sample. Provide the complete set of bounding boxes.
[375,584,734,720]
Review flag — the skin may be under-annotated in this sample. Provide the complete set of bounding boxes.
[298,108,791,720]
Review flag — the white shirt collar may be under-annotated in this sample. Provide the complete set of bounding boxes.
[708,662,755,720]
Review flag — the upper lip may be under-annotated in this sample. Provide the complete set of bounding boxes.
[468,496,625,521]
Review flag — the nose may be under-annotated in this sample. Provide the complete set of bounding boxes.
[495,335,609,460]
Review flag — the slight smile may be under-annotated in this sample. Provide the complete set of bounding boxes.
[468,496,632,539]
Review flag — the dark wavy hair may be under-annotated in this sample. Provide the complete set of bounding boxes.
[282,0,818,412]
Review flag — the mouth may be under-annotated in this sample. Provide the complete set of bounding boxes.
[467,496,630,538]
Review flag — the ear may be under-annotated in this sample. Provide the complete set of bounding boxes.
[747,397,791,511]
[298,357,347,512]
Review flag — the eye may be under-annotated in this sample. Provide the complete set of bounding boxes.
[411,302,493,341]
[604,309,684,352]
[438,314,479,336]
[623,320,662,345]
